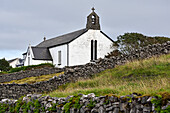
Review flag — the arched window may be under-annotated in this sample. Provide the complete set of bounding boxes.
[91,15,96,25]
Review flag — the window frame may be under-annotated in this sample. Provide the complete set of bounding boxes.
[58,51,61,65]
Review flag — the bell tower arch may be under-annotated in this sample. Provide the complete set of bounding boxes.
[86,7,101,30]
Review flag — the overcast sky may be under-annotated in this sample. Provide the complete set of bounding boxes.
[0,0,170,60]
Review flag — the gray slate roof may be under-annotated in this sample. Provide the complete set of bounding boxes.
[8,58,18,63]
[31,47,52,60]
[30,28,87,60]
[36,28,87,48]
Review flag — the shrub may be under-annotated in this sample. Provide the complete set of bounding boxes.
[115,33,170,55]
[0,58,12,72]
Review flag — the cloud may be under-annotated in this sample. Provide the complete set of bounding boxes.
[0,0,170,59]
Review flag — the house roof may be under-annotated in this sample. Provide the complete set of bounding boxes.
[22,52,27,55]
[8,58,24,64]
[31,47,52,60]
[36,28,87,48]
[8,58,19,63]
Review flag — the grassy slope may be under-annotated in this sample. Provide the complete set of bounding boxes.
[45,54,170,97]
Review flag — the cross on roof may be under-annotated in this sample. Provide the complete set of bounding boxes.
[92,7,95,12]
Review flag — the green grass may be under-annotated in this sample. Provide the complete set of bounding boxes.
[45,54,170,97]
[3,72,64,84]
[8,63,54,73]
[0,71,8,75]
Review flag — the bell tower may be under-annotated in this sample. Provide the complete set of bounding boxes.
[86,7,101,30]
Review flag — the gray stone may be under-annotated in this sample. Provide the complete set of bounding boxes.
[120,103,127,111]
[47,99,53,102]
[80,107,85,113]
[141,97,148,104]
[147,97,152,102]
[23,96,30,103]
[91,108,98,113]
[45,103,52,109]
[136,109,143,113]
[112,102,119,108]
[108,96,114,102]
[106,106,114,111]
[106,103,112,108]
[130,108,136,113]
[113,108,119,113]
[87,93,95,98]
[143,107,151,113]
[98,106,105,113]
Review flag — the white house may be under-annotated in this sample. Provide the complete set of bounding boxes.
[8,58,24,68]
[23,8,117,67]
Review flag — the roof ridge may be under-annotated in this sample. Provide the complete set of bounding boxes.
[31,46,48,48]
[36,28,87,48]
[41,28,86,42]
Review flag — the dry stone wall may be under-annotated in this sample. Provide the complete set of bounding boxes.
[0,93,169,113]
[0,67,63,83]
[0,41,169,100]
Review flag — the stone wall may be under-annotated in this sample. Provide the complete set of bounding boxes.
[0,67,63,83]
[0,93,169,113]
[0,41,169,100]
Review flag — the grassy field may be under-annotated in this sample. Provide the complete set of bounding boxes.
[45,54,170,97]
[4,72,64,84]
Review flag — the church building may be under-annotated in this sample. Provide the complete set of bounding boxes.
[23,8,116,67]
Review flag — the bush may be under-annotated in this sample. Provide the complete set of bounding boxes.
[0,58,12,72]
[115,33,170,55]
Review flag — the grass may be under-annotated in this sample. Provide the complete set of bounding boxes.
[3,72,64,84]
[8,63,54,73]
[0,71,8,75]
[45,54,170,97]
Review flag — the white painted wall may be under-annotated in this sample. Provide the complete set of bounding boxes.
[24,46,33,66]
[10,58,19,68]
[30,59,52,66]
[23,30,115,67]
[68,30,115,66]
[49,44,67,68]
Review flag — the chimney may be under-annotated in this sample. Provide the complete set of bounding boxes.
[44,37,46,41]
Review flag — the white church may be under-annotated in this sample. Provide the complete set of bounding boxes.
[23,8,116,67]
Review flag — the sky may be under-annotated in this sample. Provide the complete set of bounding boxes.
[0,0,170,60]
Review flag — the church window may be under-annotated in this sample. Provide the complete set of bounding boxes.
[91,40,97,61]
[91,40,94,61]
[58,51,61,65]
[28,50,30,56]
[95,40,97,60]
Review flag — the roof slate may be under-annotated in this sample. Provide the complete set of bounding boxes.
[31,47,52,60]
[8,58,19,63]
[36,28,87,48]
